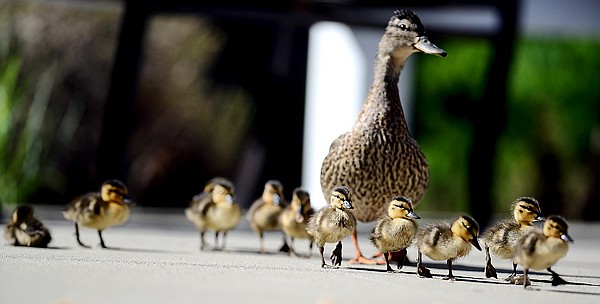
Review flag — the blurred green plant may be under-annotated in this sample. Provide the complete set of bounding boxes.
[414,37,600,217]
[0,52,53,206]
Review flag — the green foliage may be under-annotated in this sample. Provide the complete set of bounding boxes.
[0,53,53,205]
[414,37,600,215]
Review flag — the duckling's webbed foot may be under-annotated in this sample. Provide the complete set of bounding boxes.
[279,236,290,253]
[393,249,408,270]
[548,268,568,286]
[484,246,498,278]
[416,251,432,278]
[330,241,343,267]
[485,263,498,279]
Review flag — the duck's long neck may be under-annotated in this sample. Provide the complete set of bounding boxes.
[353,47,413,136]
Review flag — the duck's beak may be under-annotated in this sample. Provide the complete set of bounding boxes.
[535,213,546,222]
[408,210,421,219]
[343,200,354,210]
[295,204,304,223]
[225,194,234,204]
[273,194,280,205]
[123,195,134,204]
[414,36,447,57]
[470,238,482,251]
[560,233,574,243]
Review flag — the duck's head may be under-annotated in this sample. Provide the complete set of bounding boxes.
[100,179,132,204]
[12,205,34,223]
[512,196,545,225]
[451,215,482,251]
[211,182,235,205]
[203,177,234,194]
[291,187,311,223]
[387,196,420,219]
[262,180,284,205]
[330,186,353,210]
[381,9,447,60]
[543,215,574,243]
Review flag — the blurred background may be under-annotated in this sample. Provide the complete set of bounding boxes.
[0,0,599,226]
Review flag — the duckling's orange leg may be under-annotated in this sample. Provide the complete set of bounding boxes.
[74,223,90,248]
[348,229,380,265]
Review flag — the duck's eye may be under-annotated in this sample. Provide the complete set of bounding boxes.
[399,24,407,31]
[519,209,523,213]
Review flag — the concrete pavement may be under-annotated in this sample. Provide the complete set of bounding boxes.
[1,205,599,304]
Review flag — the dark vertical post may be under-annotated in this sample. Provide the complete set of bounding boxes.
[96,1,149,183]
[468,1,519,228]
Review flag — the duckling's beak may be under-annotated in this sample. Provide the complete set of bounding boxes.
[535,214,546,222]
[414,36,447,57]
[470,238,482,251]
[408,210,421,219]
[273,194,280,205]
[123,195,134,204]
[343,200,354,210]
[225,194,234,204]
[295,204,304,223]
[560,233,574,243]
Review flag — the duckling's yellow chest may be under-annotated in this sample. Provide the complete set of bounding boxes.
[83,203,130,230]
[207,204,241,231]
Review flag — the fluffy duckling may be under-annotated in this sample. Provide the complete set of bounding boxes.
[513,215,573,288]
[280,188,315,257]
[306,186,356,268]
[4,205,51,248]
[186,177,240,250]
[247,180,288,253]
[63,179,132,248]
[415,215,481,280]
[370,196,420,272]
[481,196,544,279]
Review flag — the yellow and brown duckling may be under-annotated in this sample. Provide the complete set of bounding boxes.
[319,9,446,265]
[247,180,288,253]
[185,177,240,250]
[481,196,544,280]
[279,187,315,257]
[513,215,573,288]
[4,205,52,248]
[415,215,481,280]
[63,179,132,248]
[306,186,356,268]
[369,196,420,272]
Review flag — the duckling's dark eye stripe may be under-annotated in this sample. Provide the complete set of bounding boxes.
[519,205,538,213]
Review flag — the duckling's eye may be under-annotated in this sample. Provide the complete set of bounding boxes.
[519,210,523,213]
[399,24,407,31]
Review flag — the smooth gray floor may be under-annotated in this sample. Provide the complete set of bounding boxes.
[1,206,599,304]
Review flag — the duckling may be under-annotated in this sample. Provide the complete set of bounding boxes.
[320,9,446,265]
[63,179,132,248]
[369,196,420,272]
[306,186,356,268]
[415,215,481,280]
[513,215,573,288]
[4,205,52,248]
[185,177,240,250]
[279,187,315,257]
[247,180,288,253]
[481,196,544,280]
